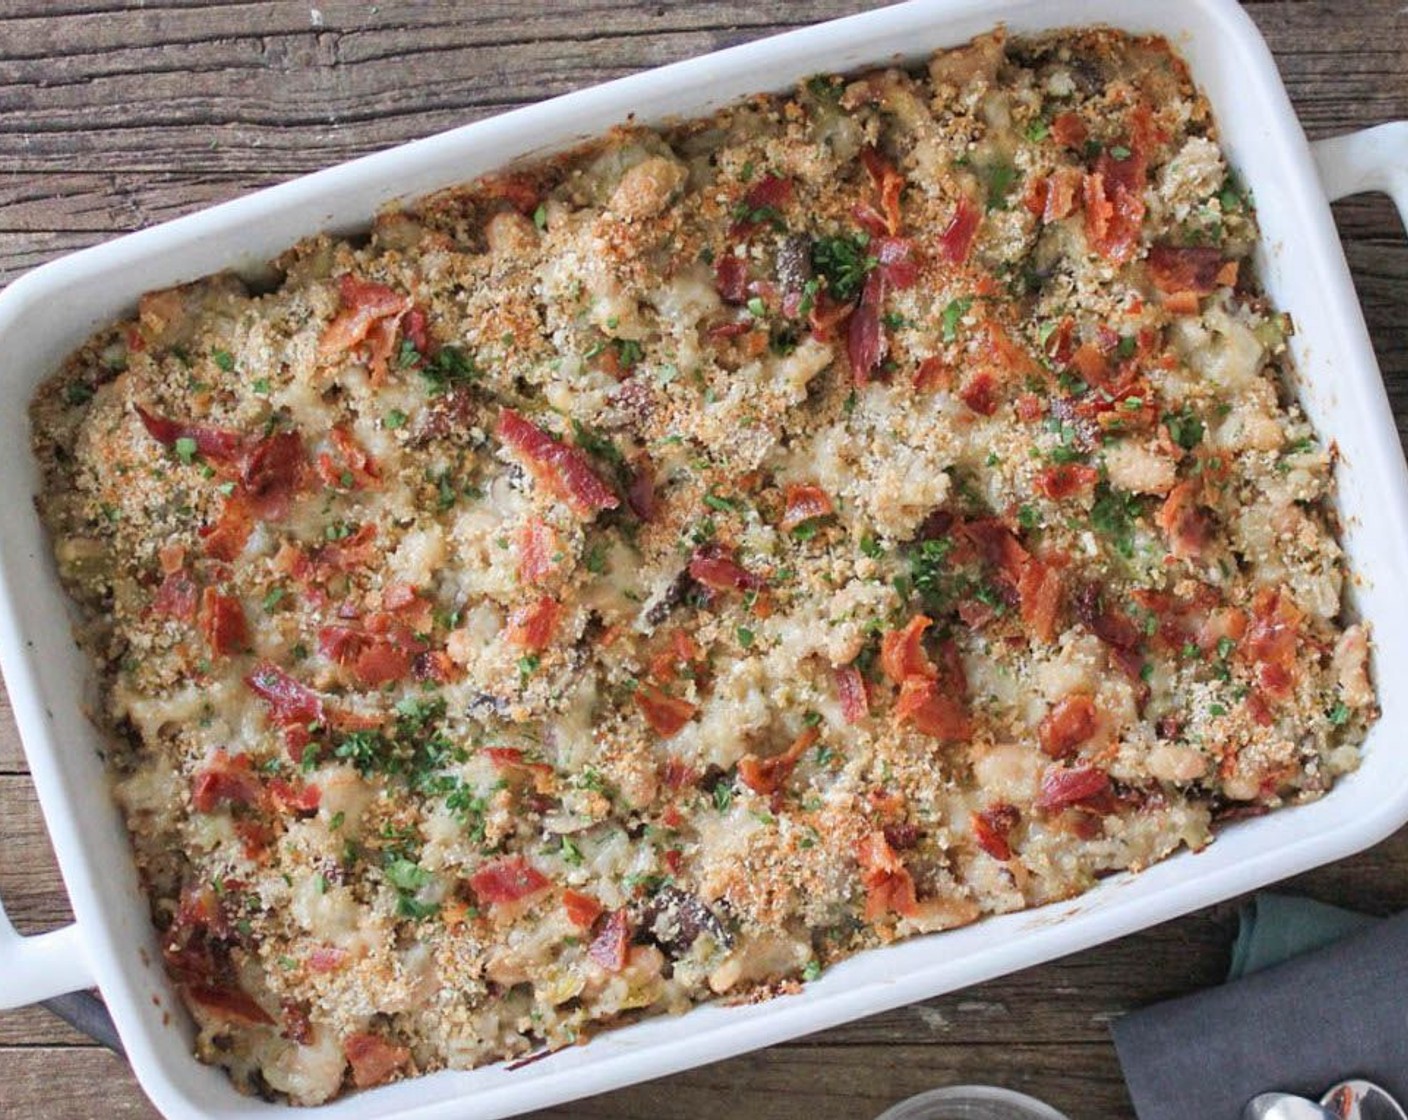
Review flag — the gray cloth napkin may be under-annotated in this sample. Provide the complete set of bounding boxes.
[1112,893,1408,1117]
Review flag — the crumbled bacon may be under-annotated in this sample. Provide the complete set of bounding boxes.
[688,543,764,594]
[191,751,262,813]
[587,909,633,972]
[1147,243,1225,296]
[1035,462,1099,500]
[779,484,834,533]
[959,371,999,415]
[881,615,936,684]
[874,236,919,289]
[562,890,604,929]
[318,274,413,380]
[1043,166,1083,222]
[134,405,243,463]
[1083,143,1147,264]
[496,408,619,518]
[894,675,971,741]
[344,1031,412,1090]
[306,946,348,974]
[1017,556,1064,644]
[835,665,870,724]
[1244,589,1302,702]
[856,831,919,921]
[1038,693,1099,759]
[186,985,274,1026]
[635,683,698,739]
[240,430,306,521]
[1074,584,1142,653]
[937,196,980,265]
[199,588,248,656]
[153,571,199,621]
[315,425,379,492]
[971,803,1020,861]
[469,856,550,905]
[730,174,794,239]
[245,662,325,728]
[1034,765,1111,813]
[1051,111,1088,149]
[860,147,906,237]
[1156,480,1213,560]
[738,726,819,795]
[847,269,887,385]
[516,520,562,585]
[266,778,320,815]
[714,254,749,303]
[505,596,562,653]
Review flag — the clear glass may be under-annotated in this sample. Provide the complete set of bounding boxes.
[874,1086,1072,1120]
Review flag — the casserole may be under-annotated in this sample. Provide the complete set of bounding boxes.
[1,1,1407,1117]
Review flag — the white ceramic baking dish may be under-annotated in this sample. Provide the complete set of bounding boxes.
[2,1,1407,1116]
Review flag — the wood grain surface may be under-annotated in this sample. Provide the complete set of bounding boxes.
[1,3,1405,1117]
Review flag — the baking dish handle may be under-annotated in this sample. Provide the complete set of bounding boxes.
[1312,121,1408,220]
[0,897,94,1009]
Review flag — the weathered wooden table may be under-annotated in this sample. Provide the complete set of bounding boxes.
[1,2,1405,1116]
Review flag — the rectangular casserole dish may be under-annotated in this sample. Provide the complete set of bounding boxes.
[2,1,1408,1116]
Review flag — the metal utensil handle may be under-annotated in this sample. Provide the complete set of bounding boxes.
[1313,122,1408,217]
[0,895,94,1009]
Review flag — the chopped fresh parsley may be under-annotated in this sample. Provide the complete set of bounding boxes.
[174,436,198,466]
[736,626,755,649]
[941,297,972,343]
[419,345,479,395]
[1090,482,1143,560]
[211,349,236,372]
[1327,701,1351,726]
[811,233,876,302]
[384,408,408,430]
[1164,408,1205,451]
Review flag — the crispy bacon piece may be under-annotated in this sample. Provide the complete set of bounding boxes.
[517,520,562,585]
[626,455,657,521]
[835,665,870,724]
[894,675,971,741]
[245,662,325,728]
[307,946,348,973]
[318,274,413,373]
[496,408,619,518]
[1147,243,1225,296]
[874,236,919,289]
[779,484,834,533]
[1245,589,1302,702]
[937,196,980,265]
[731,174,794,238]
[315,425,378,492]
[738,726,819,795]
[959,371,998,416]
[807,291,853,341]
[1038,694,1098,759]
[914,355,953,392]
[860,147,905,236]
[320,615,427,688]
[153,571,199,621]
[199,588,247,656]
[1034,765,1111,813]
[881,615,936,684]
[587,909,632,972]
[856,831,919,922]
[562,890,604,930]
[661,757,700,791]
[505,596,562,653]
[1051,111,1088,150]
[1074,584,1142,653]
[266,778,320,815]
[1017,556,1064,644]
[635,683,698,739]
[469,856,550,905]
[186,984,274,1026]
[191,751,262,813]
[972,803,1020,862]
[1156,480,1212,560]
[1043,166,1083,223]
[344,1031,412,1090]
[1035,463,1099,501]
[847,270,887,385]
[1083,143,1147,264]
[714,254,749,303]
[688,543,764,594]
[135,405,243,463]
[241,430,306,521]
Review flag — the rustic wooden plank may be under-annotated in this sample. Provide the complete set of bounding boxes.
[0,1047,160,1118]
[0,775,73,933]
[0,1005,95,1048]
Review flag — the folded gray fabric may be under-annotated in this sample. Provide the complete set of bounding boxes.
[1228,892,1379,980]
[1112,902,1408,1118]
